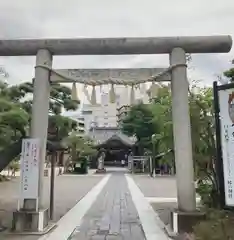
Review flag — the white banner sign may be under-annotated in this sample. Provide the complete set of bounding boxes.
[219,89,234,206]
[20,138,40,199]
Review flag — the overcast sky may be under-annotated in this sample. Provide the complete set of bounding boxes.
[0,0,233,102]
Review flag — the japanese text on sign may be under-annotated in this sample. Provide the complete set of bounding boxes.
[20,138,40,199]
[219,89,234,206]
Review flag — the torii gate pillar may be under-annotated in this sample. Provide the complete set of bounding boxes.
[13,49,52,233]
[170,48,196,212]
[31,49,52,208]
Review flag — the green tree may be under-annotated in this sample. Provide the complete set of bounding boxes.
[150,86,173,153]
[0,81,29,148]
[149,86,174,167]
[7,81,79,137]
[65,133,96,162]
[224,62,234,81]
[48,115,78,142]
[149,83,218,206]
[121,103,157,153]
[0,77,79,149]
[188,84,219,207]
[6,82,79,115]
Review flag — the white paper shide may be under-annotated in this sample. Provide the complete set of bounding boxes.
[20,138,40,200]
[219,89,234,206]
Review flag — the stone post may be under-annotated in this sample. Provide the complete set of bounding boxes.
[170,48,196,212]
[31,49,52,208]
[98,153,104,170]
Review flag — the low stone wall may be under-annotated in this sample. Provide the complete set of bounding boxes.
[1,167,65,177]
[44,167,65,177]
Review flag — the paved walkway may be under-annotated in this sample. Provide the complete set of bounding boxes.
[70,173,145,240]
[2,168,170,240]
[40,169,170,240]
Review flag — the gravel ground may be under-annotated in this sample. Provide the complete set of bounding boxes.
[131,175,177,198]
[0,174,104,239]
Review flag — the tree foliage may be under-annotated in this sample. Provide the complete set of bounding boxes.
[188,84,219,207]
[65,133,97,161]
[150,86,173,153]
[120,103,158,153]
[5,82,79,115]
[224,66,234,82]
[0,81,29,147]
[0,75,79,149]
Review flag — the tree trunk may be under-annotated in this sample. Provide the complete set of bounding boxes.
[58,151,64,166]
[71,144,76,162]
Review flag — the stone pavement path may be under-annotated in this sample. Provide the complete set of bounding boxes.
[70,173,145,240]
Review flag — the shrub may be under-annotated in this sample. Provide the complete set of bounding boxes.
[0,174,9,182]
[73,156,88,174]
[175,233,194,240]
[196,180,220,208]
[193,209,234,240]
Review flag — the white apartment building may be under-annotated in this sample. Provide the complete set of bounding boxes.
[65,85,149,142]
[81,90,124,129]
[98,92,118,128]
[78,89,124,142]
[68,116,85,135]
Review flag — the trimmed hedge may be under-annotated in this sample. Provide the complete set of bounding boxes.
[73,156,88,174]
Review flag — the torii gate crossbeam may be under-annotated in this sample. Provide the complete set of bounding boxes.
[0,35,231,55]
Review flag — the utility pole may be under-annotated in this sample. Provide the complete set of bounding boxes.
[50,151,56,220]
[151,134,156,177]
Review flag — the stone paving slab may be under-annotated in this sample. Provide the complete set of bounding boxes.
[151,202,178,226]
[0,174,104,240]
[70,174,145,240]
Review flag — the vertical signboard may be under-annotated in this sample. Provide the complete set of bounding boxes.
[101,92,108,106]
[101,92,109,128]
[20,138,40,200]
[218,86,234,207]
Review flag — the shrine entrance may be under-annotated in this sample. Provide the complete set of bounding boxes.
[1,35,231,232]
[95,134,135,167]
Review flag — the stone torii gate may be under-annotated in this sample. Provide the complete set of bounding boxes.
[0,36,231,232]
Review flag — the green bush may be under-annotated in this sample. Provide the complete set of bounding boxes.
[196,180,220,208]
[193,209,234,240]
[73,156,88,174]
[194,179,234,239]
